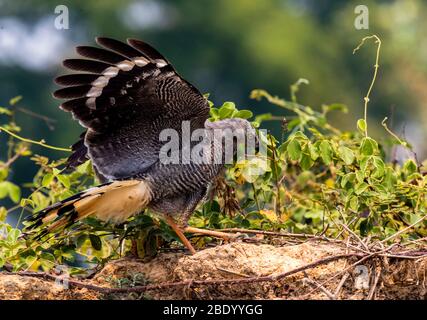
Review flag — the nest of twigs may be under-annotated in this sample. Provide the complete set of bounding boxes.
[1,228,426,300]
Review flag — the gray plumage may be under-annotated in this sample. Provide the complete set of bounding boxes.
[26,37,254,235]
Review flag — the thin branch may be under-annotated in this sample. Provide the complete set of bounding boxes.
[251,184,261,211]
[380,215,427,244]
[303,277,335,299]
[15,107,56,130]
[340,223,369,251]
[268,134,282,215]
[333,272,350,298]
[216,266,251,278]
[303,244,408,298]
[0,152,21,169]
[184,226,239,240]
[0,126,71,152]
[367,265,381,300]
[217,227,348,245]
[353,34,382,137]
[381,117,408,147]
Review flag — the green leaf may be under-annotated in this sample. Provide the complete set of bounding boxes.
[0,206,7,221]
[0,106,12,115]
[5,182,21,203]
[322,103,348,114]
[20,198,34,208]
[254,113,272,124]
[9,96,22,106]
[89,234,102,251]
[0,167,8,181]
[341,173,356,188]
[349,196,359,211]
[293,131,309,141]
[0,182,8,198]
[308,143,319,160]
[218,102,236,119]
[359,156,369,176]
[7,228,21,243]
[57,175,71,189]
[382,167,396,190]
[372,157,385,178]
[355,182,369,195]
[338,146,355,165]
[403,159,418,176]
[42,173,54,187]
[300,152,314,170]
[39,252,55,271]
[357,119,367,133]
[25,255,37,268]
[3,122,21,132]
[277,142,287,157]
[287,139,301,161]
[355,170,364,183]
[319,141,333,165]
[210,106,218,113]
[360,137,378,156]
[75,234,88,248]
[76,160,91,174]
[287,118,301,130]
[234,110,253,119]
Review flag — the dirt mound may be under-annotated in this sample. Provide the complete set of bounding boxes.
[1,242,426,299]
[0,274,98,300]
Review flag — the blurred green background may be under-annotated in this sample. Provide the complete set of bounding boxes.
[1,0,426,187]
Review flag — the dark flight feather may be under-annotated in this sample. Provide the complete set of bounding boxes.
[55,37,209,180]
[25,37,227,247]
[76,46,128,64]
[55,74,100,86]
[127,38,169,62]
[63,59,113,73]
[96,37,142,58]
[53,85,93,99]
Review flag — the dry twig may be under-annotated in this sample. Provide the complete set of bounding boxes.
[5,252,363,294]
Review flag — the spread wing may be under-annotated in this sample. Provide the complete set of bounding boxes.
[54,37,210,180]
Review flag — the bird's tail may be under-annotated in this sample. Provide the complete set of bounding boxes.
[25,180,152,237]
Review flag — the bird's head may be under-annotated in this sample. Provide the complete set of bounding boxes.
[204,118,253,132]
[204,118,259,163]
[205,118,257,141]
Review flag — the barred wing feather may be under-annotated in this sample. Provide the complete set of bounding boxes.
[54,37,210,180]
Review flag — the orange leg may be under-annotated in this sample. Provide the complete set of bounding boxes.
[165,216,196,255]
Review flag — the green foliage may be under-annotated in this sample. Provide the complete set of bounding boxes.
[0,78,426,273]
[188,85,426,246]
[209,101,253,121]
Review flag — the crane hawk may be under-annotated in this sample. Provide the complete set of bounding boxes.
[25,37,256,254]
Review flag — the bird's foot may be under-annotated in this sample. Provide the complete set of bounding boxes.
[165,216,197,255]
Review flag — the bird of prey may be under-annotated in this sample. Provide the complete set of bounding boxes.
[26,37,256,254]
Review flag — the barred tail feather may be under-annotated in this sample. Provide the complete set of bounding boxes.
[25,180,152,235]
